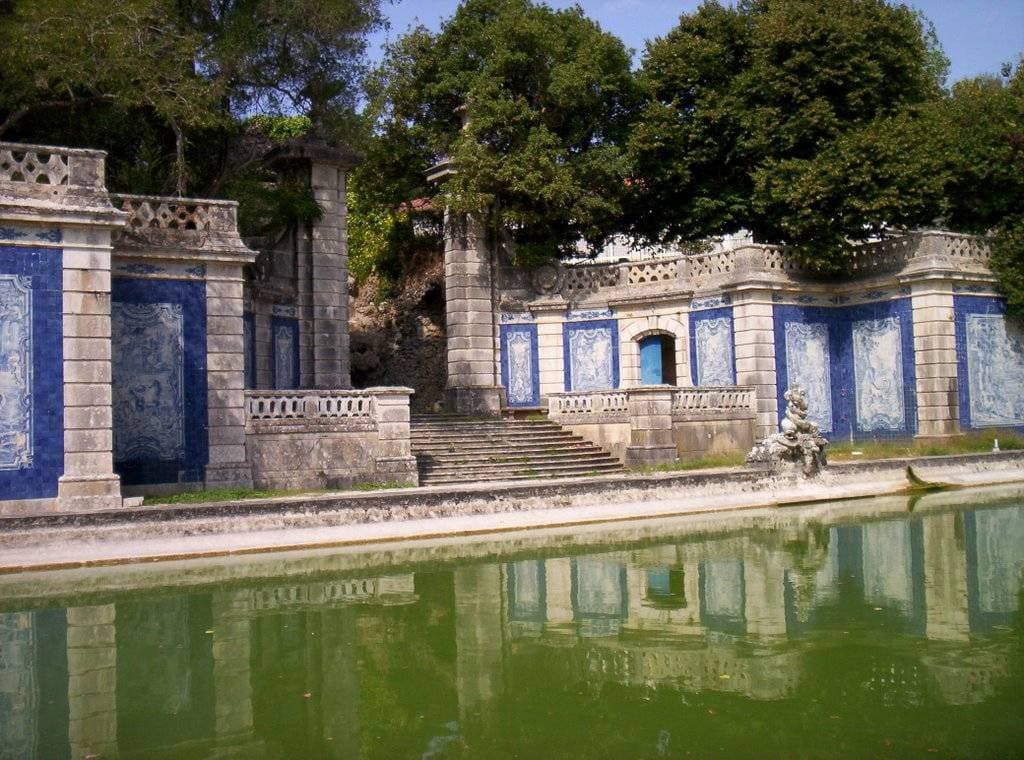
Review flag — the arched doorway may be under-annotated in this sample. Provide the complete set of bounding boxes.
[639,334,677,385]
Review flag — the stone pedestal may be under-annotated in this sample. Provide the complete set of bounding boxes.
[444,212,502,416]
[369,387,419,484]
[624,386,678,467]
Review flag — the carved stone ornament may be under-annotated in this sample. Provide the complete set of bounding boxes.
[531,263,562,295]
[747,384,829,476]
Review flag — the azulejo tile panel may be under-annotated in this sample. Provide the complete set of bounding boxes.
[0,246,62,500]
[784,322,833,432]
[243,313,256,389]
[271,317,299,389]
[690,307,734,386]
[112,302,186,462]
[852,317,905,432]
[563,319,619,391]
[955,296,1024,428]
[500,323,539,407]
[507,560,546,622]
[774,300,915,439]
[112,278,207,485]
[0,275,33,469]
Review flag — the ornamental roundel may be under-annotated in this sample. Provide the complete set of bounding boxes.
[531,263,562,295]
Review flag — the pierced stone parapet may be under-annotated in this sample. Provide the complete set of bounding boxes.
[246,389,376,421]
[111,194,256,263]
[0,147,69,185]
[549,389,630,421]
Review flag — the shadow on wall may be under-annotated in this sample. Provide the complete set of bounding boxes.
[349,254,447,412]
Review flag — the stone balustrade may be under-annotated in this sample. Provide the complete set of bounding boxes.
[672,386,757,419]
[549,385,757,466]
[246,389,376,421]
[541,231,993,302]
[244,387,418,489]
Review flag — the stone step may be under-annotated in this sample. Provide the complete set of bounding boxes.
[418,453,621,474]
[411,423,563,435]
[411,429,578,441]
[415,444,608,462]
[418,462,624,486]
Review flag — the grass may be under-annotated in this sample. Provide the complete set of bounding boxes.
[633,452,747,474]
[143,480,413,505]
[827,429,1023,462]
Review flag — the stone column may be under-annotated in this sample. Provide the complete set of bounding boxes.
[731,289,778,439]
[444,212,503,415]
[624,386,678,467]
[910,281,961,437]
[60,226,124,511]
[205,263,253,488]
[309,159,351,389]
[369,387,418,485]
[66,604,118,760]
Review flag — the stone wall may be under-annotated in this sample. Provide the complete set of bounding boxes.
[485,231,1019,441]
[244,388,417,490]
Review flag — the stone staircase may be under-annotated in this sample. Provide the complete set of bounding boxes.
[411,415,625,487]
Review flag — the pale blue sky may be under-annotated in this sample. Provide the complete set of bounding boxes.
[368,1,1024,83]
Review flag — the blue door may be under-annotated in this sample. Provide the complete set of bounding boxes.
[640,335,664,384]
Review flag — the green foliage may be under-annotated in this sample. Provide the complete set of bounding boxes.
[0,0,384,196]
[991,217,1024,322]
[347,175,398,283]
[628,0,947,261]
[367,0,638,261]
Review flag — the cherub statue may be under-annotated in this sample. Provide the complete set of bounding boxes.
[746,385,828,476]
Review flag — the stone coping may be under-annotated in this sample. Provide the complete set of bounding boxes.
[0,449,1020,533]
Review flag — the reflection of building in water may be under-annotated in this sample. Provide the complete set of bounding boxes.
[1,506,1023,757]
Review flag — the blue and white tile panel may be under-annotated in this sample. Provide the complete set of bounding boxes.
[563,319,619,391]
[955,296,1024,429]
[689,307,735,386]
[500,323,540,407]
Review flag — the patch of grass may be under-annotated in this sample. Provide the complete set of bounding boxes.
[144,479,415,505]
[143,487,303,505]
[525,412,549,421]
[349,480,416,492]
[827,429,1023,462]
[633,452,747,474]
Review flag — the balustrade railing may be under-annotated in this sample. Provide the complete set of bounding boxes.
[0,146,70,185]
[246,390,376,421]
[672,386,757,416]
[549,389,630,419]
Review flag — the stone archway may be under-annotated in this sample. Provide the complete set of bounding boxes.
[619,316,689,387]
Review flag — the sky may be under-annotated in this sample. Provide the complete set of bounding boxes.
[367,0,1024,84]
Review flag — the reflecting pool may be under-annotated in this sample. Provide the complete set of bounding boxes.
[2,488,1023,758]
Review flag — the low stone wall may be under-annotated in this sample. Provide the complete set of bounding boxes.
[549,386,757,465]
[245,388,418,490]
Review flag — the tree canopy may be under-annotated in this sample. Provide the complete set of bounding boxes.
[626,0,947,266]
[0,0,385,195]
[364,0,638,264]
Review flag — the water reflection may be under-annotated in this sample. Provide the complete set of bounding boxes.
[1,500,1023,758]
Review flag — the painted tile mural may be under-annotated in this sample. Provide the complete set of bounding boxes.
[565,321,618,391]
[501,324,539,407]
[112,302,185,463]
[0,275,32,469]
[852,317,905,432]
[271,318,299,389]
[694,317,734,386]
[965,314,1024,426]
[784,322,833,432]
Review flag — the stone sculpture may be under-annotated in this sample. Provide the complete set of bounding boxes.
[747,385,828,476]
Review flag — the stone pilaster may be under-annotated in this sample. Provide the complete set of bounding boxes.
[534,305,567,402]
[910,281,961,437]
[66,604,118,760]
[624,386,678,467]
[369,386,418,485]
[731,291,778,439]
[205,263,253,488]
[59,227,123,510]
[309,161,350,389]
[445,212,503,415]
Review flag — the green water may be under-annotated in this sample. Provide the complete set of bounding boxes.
[2,491,1023,759]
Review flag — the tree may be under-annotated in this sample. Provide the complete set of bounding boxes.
[365,0,638,264]
[0,0,386,196]
[627,0,947,266]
